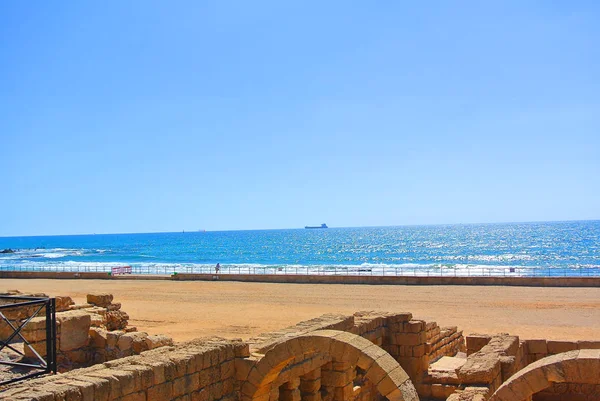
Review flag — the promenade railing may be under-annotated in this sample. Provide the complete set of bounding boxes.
[1,264,599,277]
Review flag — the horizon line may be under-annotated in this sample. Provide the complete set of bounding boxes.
[1,218,599,239]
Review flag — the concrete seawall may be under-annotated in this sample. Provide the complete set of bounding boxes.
[0,271,112,280]
[171,273,600,287]
[1,271,599,287]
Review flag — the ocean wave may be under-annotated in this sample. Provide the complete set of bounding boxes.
[4,248,86,259]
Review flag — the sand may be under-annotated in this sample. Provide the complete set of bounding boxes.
[3,279,599,342]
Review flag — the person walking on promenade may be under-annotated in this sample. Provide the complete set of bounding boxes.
[215,263,220,274]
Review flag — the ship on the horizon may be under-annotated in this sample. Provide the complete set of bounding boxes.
[305,223,328,229]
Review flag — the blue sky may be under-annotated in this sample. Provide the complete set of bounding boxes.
[1,1,599,236]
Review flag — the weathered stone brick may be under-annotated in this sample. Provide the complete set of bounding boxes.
[87,293,114,307]
[58,311,91,351]
[120,391,146,401]
[526,339,548,354]
[547,340,577,354]
[173,374,196,398]
[147,382,172,401]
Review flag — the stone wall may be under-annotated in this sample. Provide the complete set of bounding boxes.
[4,270,600,287]
[171,272,600,287]
[0,337,246,401]
[522,338,600,364]
[425,323,465,362]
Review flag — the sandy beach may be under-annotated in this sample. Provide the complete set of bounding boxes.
[3,279,599,343]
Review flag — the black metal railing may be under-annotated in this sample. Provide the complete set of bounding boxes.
[0,296,56,385]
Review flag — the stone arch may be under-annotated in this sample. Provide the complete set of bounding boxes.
[489,349,600,401]
[240,329,418,401]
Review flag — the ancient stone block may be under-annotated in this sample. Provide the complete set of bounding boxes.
[547,340,577,354]
[397,356,427,380]
[117,333,135,351]
[321,369,354,387]
[147,382,173,401]
[121,364,155,390]
[393,332,426,346]
[211,380,224,399]
[466,334,491,355]
[577,340,600,349]
[86,293,114,307]
[431,383,458,399]
[58,311,91,351]
[120,392,146,401]
[300,378,321,393]
[376,366,410,396]
[301,393,322,401]
[75,373,111,401]
[106,310,129,331]
[458,352,501,384]
[301,367,321,381]
[526,339,548,354]
[499,355,516,382]
[406,320,425,333]
[333,383,353,401]
[385,312,413,324]
[106,330,123,348]
[191,388,209,401]
[106,302,121,311]
[66,378,95,401]
[121,331,148,354]
[113,369,143,395]
[144,334,174,350]
[21,328,47,343]
[279,388,301,401]
[221,359,235,379]
[65,349,89,364]
[89,327,108,348]
[412,344,425,357]
[233,341,250,358]
[89,314,105,328]
[172,374,196,398]
[55,296,75,312]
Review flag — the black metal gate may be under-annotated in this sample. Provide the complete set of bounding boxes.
[0,295,57,385]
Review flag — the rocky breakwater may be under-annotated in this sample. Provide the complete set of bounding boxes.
[20,292,173,371]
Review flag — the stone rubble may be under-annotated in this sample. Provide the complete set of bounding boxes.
[0,291,173,372]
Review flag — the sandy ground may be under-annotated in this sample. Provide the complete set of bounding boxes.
[2,279,599,343]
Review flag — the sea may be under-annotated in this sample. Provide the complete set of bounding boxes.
[1,221,599,277]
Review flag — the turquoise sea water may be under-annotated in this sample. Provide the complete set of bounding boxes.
[0,221,599,277]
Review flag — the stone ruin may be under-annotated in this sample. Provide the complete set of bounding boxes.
[0,290,173,373]
[1,292,599,401]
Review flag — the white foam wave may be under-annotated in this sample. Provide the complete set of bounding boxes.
[1,248,86,259]
[37,251,84,258]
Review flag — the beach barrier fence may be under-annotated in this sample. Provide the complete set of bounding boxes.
[1,264,599,277]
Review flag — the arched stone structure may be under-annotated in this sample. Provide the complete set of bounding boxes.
[489,349,600,401]
[239,329,419,401]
